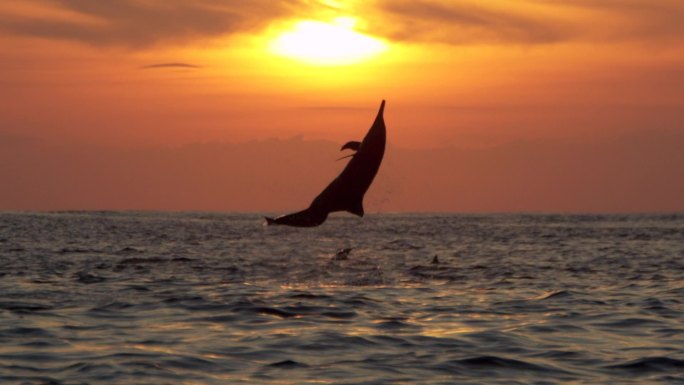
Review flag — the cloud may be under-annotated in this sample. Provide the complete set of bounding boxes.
[365,0,684,46]
[0,131,39,150]
[0,0,308,48]
[370,0,571,45]
[1,132,682,212]
[556,0,684,43]
[139,62,200,70]
[1,0,682,48]
[299,106,373,111]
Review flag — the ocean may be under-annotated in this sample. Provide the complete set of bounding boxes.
[0,212,682,384]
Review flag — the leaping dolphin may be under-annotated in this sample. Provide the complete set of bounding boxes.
[265,100,387,227]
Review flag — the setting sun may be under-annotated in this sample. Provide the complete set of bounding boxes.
[269,17,387,66]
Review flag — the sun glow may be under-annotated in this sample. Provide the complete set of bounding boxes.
[269,17,387,66]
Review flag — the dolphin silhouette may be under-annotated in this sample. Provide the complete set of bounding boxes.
[265,100,386,227]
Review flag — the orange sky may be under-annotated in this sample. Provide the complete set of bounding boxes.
[1,0,683,212]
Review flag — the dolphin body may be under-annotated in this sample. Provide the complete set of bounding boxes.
[265,100,386,227]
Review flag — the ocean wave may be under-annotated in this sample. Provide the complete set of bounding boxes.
[0,212,682,384]
[606,356,684,373]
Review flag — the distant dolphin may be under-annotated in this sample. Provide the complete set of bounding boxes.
[265,100,387,227]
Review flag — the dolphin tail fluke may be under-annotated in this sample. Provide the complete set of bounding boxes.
[347,199,365,217]
[264,209,328,227]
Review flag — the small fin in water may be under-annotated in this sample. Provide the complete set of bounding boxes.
[333,247,353,260]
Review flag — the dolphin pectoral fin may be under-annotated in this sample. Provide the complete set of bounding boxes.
[340,141,361,152]
[336,154,355,161]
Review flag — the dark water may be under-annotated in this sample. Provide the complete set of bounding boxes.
[1,212,683,384]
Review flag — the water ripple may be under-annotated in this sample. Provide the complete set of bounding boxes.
[0,212,682,384]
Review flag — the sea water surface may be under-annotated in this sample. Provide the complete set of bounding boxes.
[0,212,683,384]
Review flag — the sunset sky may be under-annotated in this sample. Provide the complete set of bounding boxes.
[1,0,683,212]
